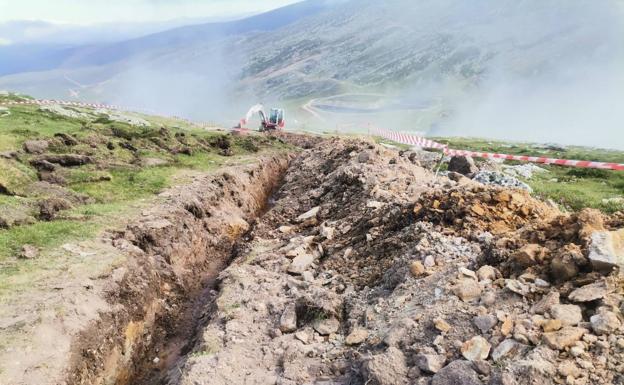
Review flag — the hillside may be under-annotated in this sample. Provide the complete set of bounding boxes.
[1,0,623,148]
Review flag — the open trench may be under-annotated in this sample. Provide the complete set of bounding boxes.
[65,154,292,385]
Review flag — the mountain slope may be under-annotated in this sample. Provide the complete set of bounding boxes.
[1,0,623,148]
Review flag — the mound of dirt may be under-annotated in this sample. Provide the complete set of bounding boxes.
[170,137,623,385]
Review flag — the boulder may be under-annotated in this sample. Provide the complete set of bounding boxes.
[530,292,560,314]
[19,244,39,259]
[288,253,315,275]
[588,229,624,272]
[296,206,320,222]
[474,314,498,334]
[491,339,527,362]
[35,154,94,167]
[312,317,340,335]
[453,279,482,302]
[431,360,482,385]
[448,156,479,176]
[345,328,369,345]
[23,140,49,154]
[38,197,73,220]
[513,244,547,267]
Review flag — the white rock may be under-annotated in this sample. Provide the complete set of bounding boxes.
[297,206,320,222]
[288,254,315,275]
[588,229,624,272]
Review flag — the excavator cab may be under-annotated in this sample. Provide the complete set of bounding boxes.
[260,108,285,131]
[269,108,284,127]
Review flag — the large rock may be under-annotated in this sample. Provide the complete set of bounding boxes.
[346,328,369,345]
[461,336,491,361]
[568,281,608,303]
[23,140,49,154]
[543,327,586,350]
[588,229,624,272]
[362,347,409,385]
[38,197,73,220]
[513,244,547,267]
[530,291,560,314]
[453,279,482,302]
[590,311,621,335]
[312,317,340,335]
[448,156,479,176]
[35,154,94,167]
[432,360,482,385]
[491,339,527,362]
[288,253,315,274]
[549,304,583,326]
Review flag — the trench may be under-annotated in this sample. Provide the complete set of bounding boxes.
[126,168,288,385]
[67,155,291,385]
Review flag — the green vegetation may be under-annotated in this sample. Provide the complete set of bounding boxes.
[436,137,624,213]
[0,98,291,265]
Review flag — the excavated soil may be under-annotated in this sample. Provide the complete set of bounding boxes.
[163,138,624,385]
[4,135,622,385]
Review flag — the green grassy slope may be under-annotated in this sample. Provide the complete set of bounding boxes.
[0,94,291,263]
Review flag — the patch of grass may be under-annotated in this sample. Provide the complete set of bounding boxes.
[0,220,99,260]
[73,167,173,203]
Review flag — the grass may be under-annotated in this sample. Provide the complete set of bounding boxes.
[0,96,292,267]
[0,220,99,260]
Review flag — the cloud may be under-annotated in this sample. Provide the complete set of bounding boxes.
[0,0,302,24]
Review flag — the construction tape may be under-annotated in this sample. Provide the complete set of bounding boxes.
[371,126,624,171]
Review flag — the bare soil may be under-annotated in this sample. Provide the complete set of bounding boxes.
[2,134,623,385]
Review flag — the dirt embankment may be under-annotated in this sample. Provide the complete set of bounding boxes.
[0,153,290,385]
[67,154,291,385]
[167,138,623,385]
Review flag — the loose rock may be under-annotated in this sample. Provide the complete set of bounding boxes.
[543,327,586,350]
[461,336,491,361]
[431,360,482,385]
[568,281,608,303]
[346,328,369,345]
[415,353,446,374]
[279,304,297,333]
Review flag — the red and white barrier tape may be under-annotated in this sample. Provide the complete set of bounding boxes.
[444,148,624,171]
[372,127,624,171]
[370,127,447,150]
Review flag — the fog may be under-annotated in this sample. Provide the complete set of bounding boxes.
[2,0,623,148]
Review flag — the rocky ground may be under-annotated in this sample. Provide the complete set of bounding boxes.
[163,139,624,385]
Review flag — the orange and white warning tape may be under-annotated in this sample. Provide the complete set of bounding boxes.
[372,127,624,171]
